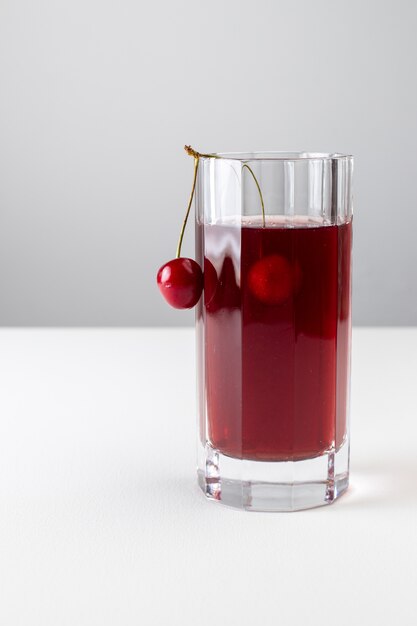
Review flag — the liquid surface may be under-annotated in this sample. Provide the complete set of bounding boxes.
[197,217,352,461]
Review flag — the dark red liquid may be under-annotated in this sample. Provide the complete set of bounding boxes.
[197,218,352,461]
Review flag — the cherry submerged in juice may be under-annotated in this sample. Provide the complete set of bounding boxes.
[199,217,352,462]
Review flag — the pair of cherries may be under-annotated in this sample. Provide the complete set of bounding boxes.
[157,254,297,309]
[157,146,297,309]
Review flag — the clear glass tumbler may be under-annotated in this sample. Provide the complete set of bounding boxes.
[195,152,353,511]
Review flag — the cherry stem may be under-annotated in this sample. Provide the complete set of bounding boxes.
[176,156,199,258]
[242,163,266,227]
[177,146,266,258]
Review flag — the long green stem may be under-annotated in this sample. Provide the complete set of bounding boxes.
[177,146,266,259]
[242,163,266,227]
[176,156,199,258]
[188,147,266,226]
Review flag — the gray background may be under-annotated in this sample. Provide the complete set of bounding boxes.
[0,0,416,327]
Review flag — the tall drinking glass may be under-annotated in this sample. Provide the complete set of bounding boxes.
[195,152,353,511]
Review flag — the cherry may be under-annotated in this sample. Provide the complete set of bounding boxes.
[248,254,300,306]
[157,257,203,309]
[157,146,266,312]
[203,257,218,307]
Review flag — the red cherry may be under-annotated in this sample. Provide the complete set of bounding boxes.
[203,257,218,307]
[157,258,203,309]
[248,254,298,305]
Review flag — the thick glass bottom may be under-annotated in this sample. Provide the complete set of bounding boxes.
[197,440,349,512]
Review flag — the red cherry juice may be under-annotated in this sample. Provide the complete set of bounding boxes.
[197,217,352,461]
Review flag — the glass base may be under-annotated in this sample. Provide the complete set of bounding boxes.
[197,441,349,512]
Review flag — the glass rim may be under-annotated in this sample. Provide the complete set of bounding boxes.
[201,151,353,162]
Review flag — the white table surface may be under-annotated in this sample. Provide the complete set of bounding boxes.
[0,328,416,626]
